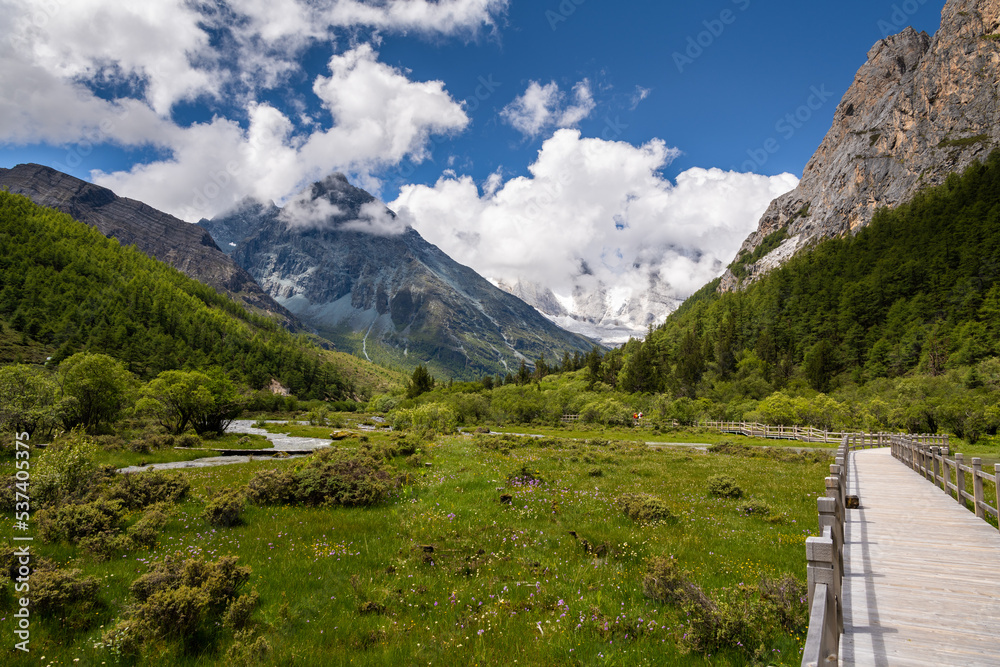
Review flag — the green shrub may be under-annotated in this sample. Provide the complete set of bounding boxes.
[760,574,809,633]
[37,498,125,543]
[707,474,743,499]
[122,556,258,649]
[391,402,458,433]
[79,505,172,561]
[642,556,712,608]
[96,621,142,661]
[223,589,260,630]
[225,630,272,666]
[248,450,394,507]
[134,585,211,641]
[204,489,246,528]
[246,469,296,505]
[31,567,102,621]
[103,471,190,509]
[294,449,394,506]
[737,500,773,517]
[617,493,674,524]
[32,434,104,505]
[125,504,171,550]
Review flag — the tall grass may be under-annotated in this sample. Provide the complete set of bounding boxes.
[9,431,828,665]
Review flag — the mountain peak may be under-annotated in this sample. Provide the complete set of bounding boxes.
[720,0,1000,291]
[202,174,598,379]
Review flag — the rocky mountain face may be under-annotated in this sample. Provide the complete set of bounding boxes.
[200,175,598,379]
[721,0,1000,291]
[0,163,295,324]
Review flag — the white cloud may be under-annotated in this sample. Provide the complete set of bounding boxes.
[500,81,560,139]
[341,201,408,236]
[501,80,596,139]
[90,46,469,221]
[5,0,217,116]
[630,86,652,110]
[557,80,596,128]
[302,44,470,171]
[0,1,498,220]
[391,129,798,330]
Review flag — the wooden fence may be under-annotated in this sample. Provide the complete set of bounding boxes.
[801,433,999,666]
[890,435,1000,529]
[701,421,949,449]
[801,435,854,667]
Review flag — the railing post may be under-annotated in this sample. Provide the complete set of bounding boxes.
[995,465,1000,532]
[825,475,843,522]
[956,454,965,508]
[817,496,843,636]
[805,527,839,665]
[931,447,942,490]
[973,458,985,519]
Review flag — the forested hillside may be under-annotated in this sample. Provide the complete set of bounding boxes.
[0,191,350,400]
[606,151,1000,395]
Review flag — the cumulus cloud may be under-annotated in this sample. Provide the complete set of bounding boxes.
[90,46,469,221]
[391,129,798,331]
[0,0,499,219]
[501,80,596,139]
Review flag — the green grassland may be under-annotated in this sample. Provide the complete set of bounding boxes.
[3,427,829,666]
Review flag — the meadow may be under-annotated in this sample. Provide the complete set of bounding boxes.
[2,421,831,666]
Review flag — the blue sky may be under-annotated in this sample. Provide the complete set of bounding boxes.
[0,0,945,339]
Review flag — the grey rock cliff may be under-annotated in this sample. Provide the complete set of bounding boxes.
[721,0,1000,291]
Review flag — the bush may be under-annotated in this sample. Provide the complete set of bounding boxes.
[127,504,171,549]
[32,434,103,505]
[248,450,395,507]
[31,567,102,619]
[708,440,829,464]
[391,402,458,433]
[246,469,296,505]
[760,574,808,633]
[134,585,211,641]
[706,474,743,499]
[204,489,246,528]
[642,556,712,608]
[737,500,772,517]
[223,589,260,630]
[79,504,169,561]
[226,630,272,666]
[295,449,394,506]
[37,499,125,543]
[103,471,190,509]
[579,396,634,426]
[617,493,674,524]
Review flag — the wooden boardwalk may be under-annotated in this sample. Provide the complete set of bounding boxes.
[841,448,1000,666]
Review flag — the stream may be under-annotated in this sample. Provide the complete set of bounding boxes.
[117,420,330,473]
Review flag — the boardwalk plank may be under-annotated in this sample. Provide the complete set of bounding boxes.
[841,448,1000,667]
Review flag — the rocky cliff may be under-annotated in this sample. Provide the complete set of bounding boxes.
[0,164,296,324]
[200,175,598,380]
[721,0,1000,291]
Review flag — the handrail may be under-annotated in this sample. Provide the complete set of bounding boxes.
[801,435,854,667]
[701,420,948,450]
[800,432,897,666]
[890,435,1000,530]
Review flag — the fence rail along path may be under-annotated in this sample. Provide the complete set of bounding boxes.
[799,432,1000,666]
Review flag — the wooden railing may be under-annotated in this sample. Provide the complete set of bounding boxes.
[801,435,852,667]
[702,421,949,449]
[890,435,1000,530]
